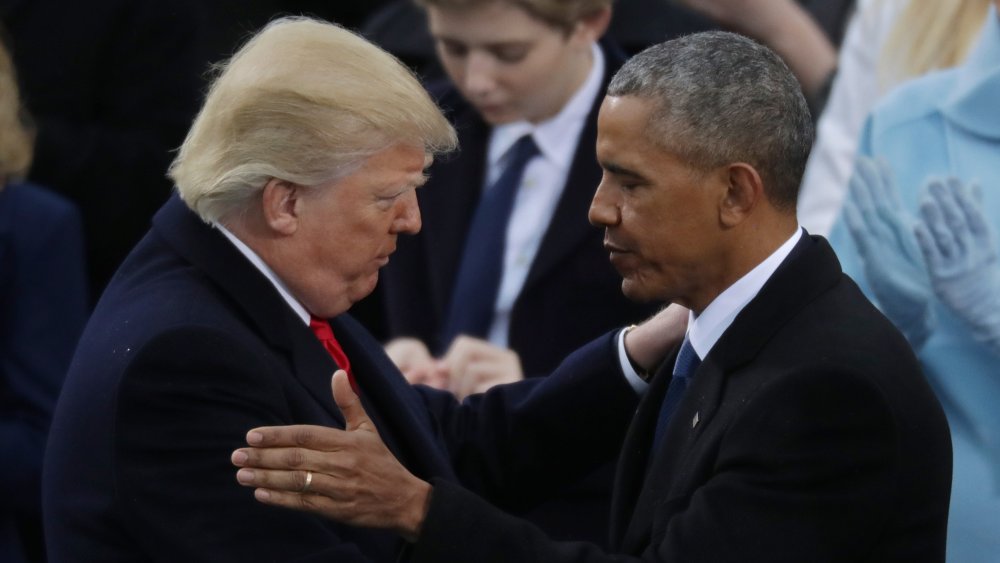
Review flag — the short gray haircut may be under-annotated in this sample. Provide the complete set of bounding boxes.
[608,31,813,209]
[169,17,457,224]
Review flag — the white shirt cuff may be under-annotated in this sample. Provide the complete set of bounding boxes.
[617,328,649,395]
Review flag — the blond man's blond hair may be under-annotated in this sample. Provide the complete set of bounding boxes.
[169,17,457,223]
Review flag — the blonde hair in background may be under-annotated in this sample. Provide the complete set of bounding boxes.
[413,0,613,32]
[169,16,457,224]
[879,0,991,89]
[0,39,33,183]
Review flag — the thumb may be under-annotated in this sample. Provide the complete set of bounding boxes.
[331,370,376,434]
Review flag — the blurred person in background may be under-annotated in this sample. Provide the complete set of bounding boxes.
[0,0,208,303]
[827,2,1000,559]
[798,0,991,235]
[0,29,87,563]
[668,0,845,118]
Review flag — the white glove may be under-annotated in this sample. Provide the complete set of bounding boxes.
[915,178,1000,354]
[843,156,935,349]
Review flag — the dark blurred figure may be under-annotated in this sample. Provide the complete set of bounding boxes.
[0,0,208,304]
[0,28,87,563]
[203,2,395,64]
[361,0,853,82]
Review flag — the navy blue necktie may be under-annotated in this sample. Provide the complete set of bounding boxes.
[653,337,701,447]
[440,135,540,348]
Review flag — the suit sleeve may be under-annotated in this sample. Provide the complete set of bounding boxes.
[414,332,639,512]
[113,327,383,563]
[411,368,908,563]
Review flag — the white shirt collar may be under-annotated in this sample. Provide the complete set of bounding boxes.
[215,222,311,325]
[487,42,605,170]
[687,227,804,359]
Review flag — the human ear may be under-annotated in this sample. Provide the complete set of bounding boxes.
[261,178,301,235]
[719,163,764,227]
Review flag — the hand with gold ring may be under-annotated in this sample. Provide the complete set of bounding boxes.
[231,370,432,541]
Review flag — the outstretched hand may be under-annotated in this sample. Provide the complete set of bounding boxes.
[231,370,432,541]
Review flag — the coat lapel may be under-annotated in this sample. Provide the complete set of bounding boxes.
[152,195,346,425]
[609,352,675,549]
[330,314,457,482]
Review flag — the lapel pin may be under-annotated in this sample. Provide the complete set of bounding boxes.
[692,412,700,428]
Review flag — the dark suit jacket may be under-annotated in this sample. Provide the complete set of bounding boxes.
[410,235,953,562]
[0,182,87,563]
[381,39,658,379]
[42,195,639,563]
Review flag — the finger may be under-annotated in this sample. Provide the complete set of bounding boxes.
[402,366,431,385]
[244,424,346,450]
[252,487,344,522]
[847,157,878,221]
[919,196,955,260]
[843,198,875,258]
[952,179,990,241]
[442,336,486,389]
[914,221,942,272]
[385,337,432,370]
[932,179,970,250]
[455,362,485,400]
[848,157,897,245]
[236,465,330,497]
[875,157,904,210]
[331,370,377,434]
[426,363,451,390]
[232,442,342,471]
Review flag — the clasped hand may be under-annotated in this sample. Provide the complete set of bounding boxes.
[385,336,523,399]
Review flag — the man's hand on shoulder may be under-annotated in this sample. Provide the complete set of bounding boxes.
[232,370,432,541]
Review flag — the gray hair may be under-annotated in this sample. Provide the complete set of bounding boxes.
[608,31,813,209]
[169,17,457,224]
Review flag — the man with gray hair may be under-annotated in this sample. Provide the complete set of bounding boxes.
[42,17,673,562]
[232,31,953,562]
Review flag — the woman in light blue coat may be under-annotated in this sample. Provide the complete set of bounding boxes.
[828,3,1000,561]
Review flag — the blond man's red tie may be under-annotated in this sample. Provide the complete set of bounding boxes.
[308,315,358,393]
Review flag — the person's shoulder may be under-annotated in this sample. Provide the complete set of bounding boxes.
[2,181,79,221]
[867,68,959,133]
[0,182,83,249]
